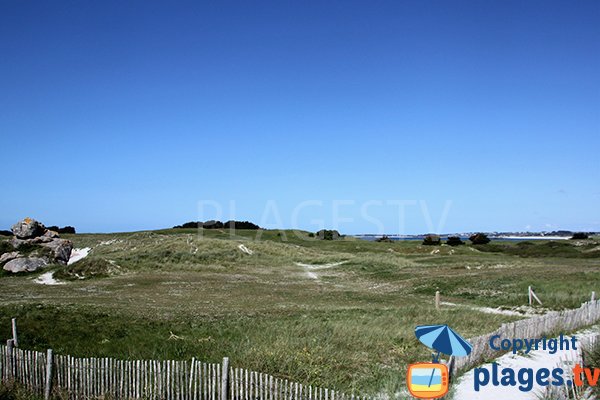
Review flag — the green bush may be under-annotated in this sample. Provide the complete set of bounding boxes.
[316,230,341,240]
[446,236,465,246]
[0,240,13,256]
[469,233,490,245]
[571,232,589,240]
[422,234,441,246]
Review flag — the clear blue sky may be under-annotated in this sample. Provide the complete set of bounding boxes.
[1,1,598,234]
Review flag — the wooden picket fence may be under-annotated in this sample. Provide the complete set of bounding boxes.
[0,346,48,396]
[2,300,599,399]
[1,346,366,400]
[449,299,600,376]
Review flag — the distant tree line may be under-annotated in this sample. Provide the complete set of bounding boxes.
[173,220,261,230]
[421,233,490,246]
[46,226,76,234]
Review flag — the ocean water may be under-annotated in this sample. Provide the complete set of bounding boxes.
[354,236,559,242]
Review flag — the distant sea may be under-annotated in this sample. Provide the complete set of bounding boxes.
[353,235,569,242]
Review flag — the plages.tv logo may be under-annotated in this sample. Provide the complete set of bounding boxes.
[406,325,472,399]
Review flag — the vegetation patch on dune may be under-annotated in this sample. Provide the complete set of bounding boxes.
[475,240,600,258]
[54,257,119,280]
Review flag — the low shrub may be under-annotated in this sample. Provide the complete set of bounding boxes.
[0,240,13,255]
[571,232,589,240]
[316,230,341,240]
[469,233,491,245]
[446,236,465,246]
[422,234,441,246]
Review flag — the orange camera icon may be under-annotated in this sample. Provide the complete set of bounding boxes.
[406,362,449,399]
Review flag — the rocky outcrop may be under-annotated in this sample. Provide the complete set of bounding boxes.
[0,251,20,263]
[11,217,46,239]
[40,239,72,265]
[3,257,47,273]
[43,230,60,239]
[1,218,74,273]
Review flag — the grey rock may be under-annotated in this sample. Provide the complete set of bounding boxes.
[0,251,20,263]
[11,218,46,239]
[43,230,60,239]
[40,239,73,265]
[9,238,25,248]
[12,236,52,245]
[3,257,47,273]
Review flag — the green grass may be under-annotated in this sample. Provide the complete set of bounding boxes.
[584,338,600,397]
[1,231,599,397]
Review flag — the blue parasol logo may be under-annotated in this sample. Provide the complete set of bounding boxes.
[415,324,473,360]
[414,324,473,389]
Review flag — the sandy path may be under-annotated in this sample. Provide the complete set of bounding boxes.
[295,261,346,280]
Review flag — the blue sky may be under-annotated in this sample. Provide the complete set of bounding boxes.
[1,1,599,234]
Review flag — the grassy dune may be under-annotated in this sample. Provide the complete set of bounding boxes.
[0,230,599,396]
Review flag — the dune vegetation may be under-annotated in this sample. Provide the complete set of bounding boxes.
[1,229,599,396]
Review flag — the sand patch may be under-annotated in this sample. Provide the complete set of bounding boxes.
[68,247,91,265]
[295,261,347,280]
[34,271,65,285]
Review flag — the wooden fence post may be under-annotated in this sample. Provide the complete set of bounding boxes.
[592,291,596,302]
[530,288,542,305]
[11,318,18,348]
[221,357,229,400]
[435,291,440,310]
[528,286,532,306]
[45,349,53,400]
[6,339,14,378]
